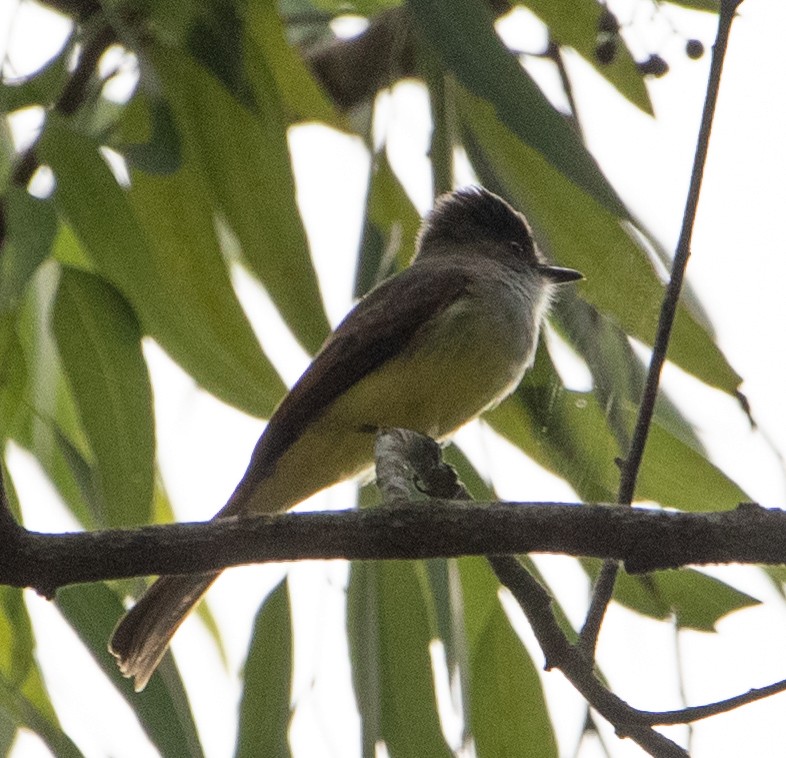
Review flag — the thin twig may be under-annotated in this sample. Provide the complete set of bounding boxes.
[643,678,786,725]
[545,38,584,139]
[579,0,744,657]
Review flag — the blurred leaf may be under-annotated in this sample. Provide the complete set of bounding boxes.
[152,45,330,356]
[608,568,759,631]
[0,314,27,440]
[460,90,742,396]
[0,674,82,758]
[186,1,251,101]
[408,0,626,216]
[246,2,342,127]
[0,573,74,753]
[0,43,71,113]
[521,0,652,113]
[40,118,285,418]
[235,580,292,758]
[348,561,452,758]
[460,558,557,757]
[354,154,421,298]
[311,0,400,13]
[667,0,718,10]
[52,425,104,528]
[0,189,57,313]
[14,262,98,525]
[117,94,182,175]
[56,584,204,758]
[52,268,154,527]
[51,222,94,272]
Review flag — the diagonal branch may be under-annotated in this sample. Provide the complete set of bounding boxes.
[580,0,746,659]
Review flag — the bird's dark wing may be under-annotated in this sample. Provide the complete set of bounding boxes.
[249,263,472,475]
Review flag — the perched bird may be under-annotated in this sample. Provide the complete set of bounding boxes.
[109,186,582,690]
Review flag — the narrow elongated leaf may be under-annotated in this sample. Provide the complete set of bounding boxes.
[56,584,204,758]
[487,342,749,511]
[460,89,742,396]
[460,558,557,757]
[554,294,704,455]
[40,119,285,417]
[152,46,330,356]
[354,154,421,298]
[0,189,57,313]
[235,580,292,758]
[0,674,82,758]
[523,0,652,113]
[407,0,626,216]
[600,566,760,631]
[245,3,342,127]
[52,268,154,527]
[488,346,620,503]
[0,314,27,440]
[13,262,102,526]
[348,561,452,758]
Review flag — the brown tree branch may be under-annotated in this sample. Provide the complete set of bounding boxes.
[490,556,688,757]
[0,500,784,597]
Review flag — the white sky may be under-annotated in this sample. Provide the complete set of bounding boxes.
[3,0,786,756]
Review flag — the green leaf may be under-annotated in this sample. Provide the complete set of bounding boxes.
[486,343,749,511]
[235,580,292,758]
[0,313,28,440]
[0,588,54,721]
[460,89,742,396]
[521,0,652,113]
[117,94,182,175]
[460,558,557,757]
[52,268,154,527]
[354,154,421,298]
[407,0,626,216]
[0,42,71,113]
[666,0,718,10]
[554,294,703,454]
[245,2,342,127]
[487,345,620,503]
[152,45,330,356]
[40,118,285,418]
[13,261,101,526]
[608,568,759,631]
[0,189,57,313]
[638,417,748,511]
[56,584,204,758]
[0,674,82,758]
[348,561,452,758]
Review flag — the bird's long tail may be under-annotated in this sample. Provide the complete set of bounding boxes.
[109,571,219,691]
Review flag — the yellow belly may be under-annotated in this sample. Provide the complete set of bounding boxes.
[241,290,539,515]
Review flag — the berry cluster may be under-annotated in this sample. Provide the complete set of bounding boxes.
[593,6,705,79]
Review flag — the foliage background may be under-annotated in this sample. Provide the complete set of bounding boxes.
[1,0,785,756]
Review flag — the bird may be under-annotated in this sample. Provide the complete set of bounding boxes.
[109,185,583,690]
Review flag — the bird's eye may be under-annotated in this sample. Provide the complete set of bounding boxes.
[509,241,523,254]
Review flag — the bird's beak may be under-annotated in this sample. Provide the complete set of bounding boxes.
[538,265,584,284]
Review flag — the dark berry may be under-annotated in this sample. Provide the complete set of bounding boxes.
[595,39,617,65]
[598,8,620,34]
[637,54,669,78]
[686,39,705,59]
